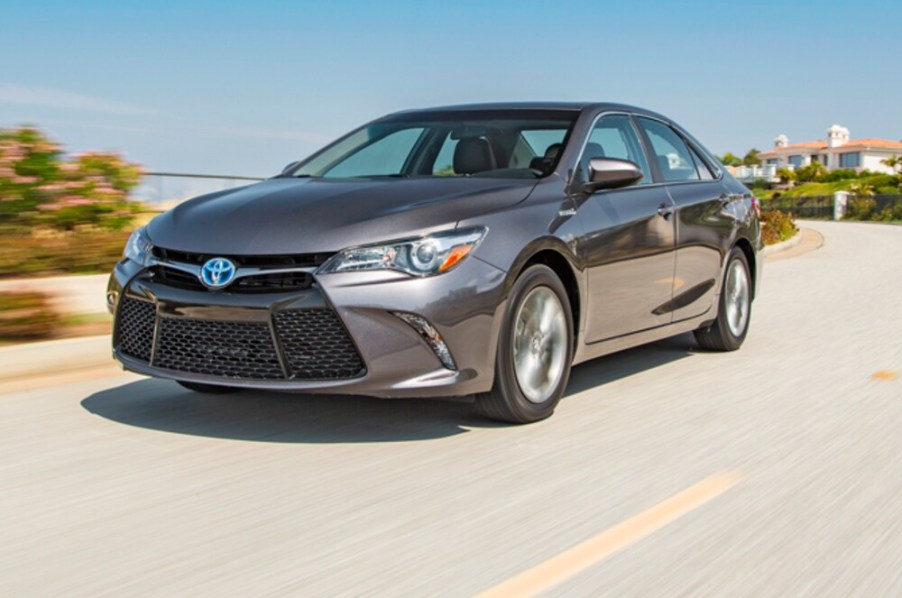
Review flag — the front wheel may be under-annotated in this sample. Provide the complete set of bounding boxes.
[694,247,752,351]
[476,265,573,424]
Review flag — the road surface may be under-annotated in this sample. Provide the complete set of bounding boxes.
[1,221,900,596]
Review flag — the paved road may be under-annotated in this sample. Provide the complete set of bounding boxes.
[2,221,900,596]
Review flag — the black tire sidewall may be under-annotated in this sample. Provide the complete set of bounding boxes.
[494,265,574,421]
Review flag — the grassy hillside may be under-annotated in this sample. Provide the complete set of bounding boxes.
[753,174,900,199]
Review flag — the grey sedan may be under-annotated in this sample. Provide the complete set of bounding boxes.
[109,102,761,423]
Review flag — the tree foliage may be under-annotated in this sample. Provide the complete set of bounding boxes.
[742,148,761,166]
[794,161,827,183]
[0,126,143,232]
[776,167,797,183]
[881,154,902,173]
[718,152,742,167]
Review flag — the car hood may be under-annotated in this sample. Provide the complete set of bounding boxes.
[147,177,536,254]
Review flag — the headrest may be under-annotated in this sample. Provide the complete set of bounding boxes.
[584,142,605,160]
[528,142,564,174]
[453,137,496,175]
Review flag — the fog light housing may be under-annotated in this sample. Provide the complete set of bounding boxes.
[393,312,457,371]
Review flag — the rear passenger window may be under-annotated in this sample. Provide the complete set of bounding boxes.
[637,118,699,182]
[689,145,715,180]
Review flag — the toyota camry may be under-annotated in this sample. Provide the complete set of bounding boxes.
[108,102,761,423]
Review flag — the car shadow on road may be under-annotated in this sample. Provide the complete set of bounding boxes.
[564,333,696,397]
[81,334,696,443]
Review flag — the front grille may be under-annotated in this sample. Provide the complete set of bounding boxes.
[117,297,156,361]
[150,266,314,294]
[154,318,285,379]
[153,247,332,268]
[151,266,204,290]
[115,297,365,381]
[274,310,366,379]
[233,271,313,293]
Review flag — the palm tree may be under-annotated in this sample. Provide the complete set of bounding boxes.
[776,167,796,184]
[849,182,875,198]
[881,154,901,174]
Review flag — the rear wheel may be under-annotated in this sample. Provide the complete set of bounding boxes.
[177,380,239,394]
[476,265,573,424]
[694,247,752,351]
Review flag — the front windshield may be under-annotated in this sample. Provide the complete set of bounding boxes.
[291,110,577,180]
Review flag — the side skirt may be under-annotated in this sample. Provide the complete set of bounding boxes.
[572,310,716,366]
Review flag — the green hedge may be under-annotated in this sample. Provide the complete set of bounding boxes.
[0,291,62,340]
[0,230,129,278]
[760,211,798,246]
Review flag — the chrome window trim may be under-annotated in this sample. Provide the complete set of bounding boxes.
[571,110,724,192]
[633,114,725,184]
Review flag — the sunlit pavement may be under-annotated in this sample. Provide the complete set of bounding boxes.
[1,221,900,596]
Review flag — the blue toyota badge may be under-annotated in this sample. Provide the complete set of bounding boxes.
[200,257,237,289]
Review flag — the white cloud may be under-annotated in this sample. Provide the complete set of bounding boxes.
[0,83,154,116]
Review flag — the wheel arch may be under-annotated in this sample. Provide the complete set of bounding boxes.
[732,236,757,299]
[508,242,582,346]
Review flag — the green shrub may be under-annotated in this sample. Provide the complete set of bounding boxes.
[845,198,876,220]
[760,210,798,245]
[0,291,62,340]
[795,162,827,183]
[0,126,143,233]
[818,169,859,182]
[0,229,129,278]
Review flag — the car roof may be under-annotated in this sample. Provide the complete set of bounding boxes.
[389,102,667,119]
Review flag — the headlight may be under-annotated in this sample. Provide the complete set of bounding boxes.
[123,227,154,266]
[318,227,486,277]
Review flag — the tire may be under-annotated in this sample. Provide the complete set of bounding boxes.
[694,247,752,351]
[476,264,574,424]
[177,380,239,394]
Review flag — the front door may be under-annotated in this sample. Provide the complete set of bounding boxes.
[576,114,676,343]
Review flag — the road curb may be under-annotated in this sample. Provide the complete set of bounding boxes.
[0,335,113,381]
[762,229,803,256]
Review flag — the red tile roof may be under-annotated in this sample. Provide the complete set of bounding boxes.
[759,138,902,157]
[841,138,902,150]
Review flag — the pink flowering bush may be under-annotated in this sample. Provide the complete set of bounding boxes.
[0,126,143,232]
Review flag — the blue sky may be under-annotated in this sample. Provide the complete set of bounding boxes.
[1,0,900,177]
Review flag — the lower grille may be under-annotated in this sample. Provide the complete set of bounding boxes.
[154,318,285,379]
[274,310,366,379]
[117,297,156,361]
[115,297,365,381]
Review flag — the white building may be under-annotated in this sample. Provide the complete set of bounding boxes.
[757,125,902,174]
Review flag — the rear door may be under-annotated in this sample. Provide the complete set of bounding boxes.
[635,117,734,322]
[576,114,677,343]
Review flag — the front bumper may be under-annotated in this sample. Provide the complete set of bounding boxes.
[108,257,507,398]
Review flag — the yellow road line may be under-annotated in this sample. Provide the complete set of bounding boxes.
[871,370,898,381]
[477,472,743,598]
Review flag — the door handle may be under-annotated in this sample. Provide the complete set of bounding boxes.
[656,203,673,219]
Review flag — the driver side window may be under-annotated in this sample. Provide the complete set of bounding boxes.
[583,115,651,185]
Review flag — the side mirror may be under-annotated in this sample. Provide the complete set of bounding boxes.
[281,160,300,175]
[585,158,644,192]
